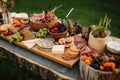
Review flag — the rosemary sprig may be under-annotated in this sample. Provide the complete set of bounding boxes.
[92,14,111,34]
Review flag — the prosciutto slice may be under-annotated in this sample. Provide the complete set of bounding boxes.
[74,35,84,44]
[80,46,92,54]
[76,42,86,50]
[74,35,94,55]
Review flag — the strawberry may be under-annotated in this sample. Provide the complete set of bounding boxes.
[51,29,56,33]
[54,22,60,27]
[54,27,58,31]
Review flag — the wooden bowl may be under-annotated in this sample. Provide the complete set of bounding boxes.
[48,28,68,40]
[30,17,47,31]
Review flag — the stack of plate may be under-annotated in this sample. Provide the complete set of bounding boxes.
[106,41,120,54]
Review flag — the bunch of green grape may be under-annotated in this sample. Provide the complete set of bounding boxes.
[8,32,23,43]
[36,28,48,38]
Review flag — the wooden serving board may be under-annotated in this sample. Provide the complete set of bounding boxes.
[0,35,79,68]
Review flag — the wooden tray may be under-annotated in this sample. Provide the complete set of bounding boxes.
[0,35,79,68]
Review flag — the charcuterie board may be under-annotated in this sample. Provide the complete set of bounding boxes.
[0,35,79,68]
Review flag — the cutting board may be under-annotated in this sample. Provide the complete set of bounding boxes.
[0,35,79,68]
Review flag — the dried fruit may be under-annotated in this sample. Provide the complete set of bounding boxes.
[91,64,99,69]
[109,57,115,62]
[99,66,104,71]
[102,55,109,62]
[103,62,116,70]
[93,58,99,63]
[97,56,103,61]
[92,53,99,58]
[85,59,91,65]
[104,62,111,67]
[110,62,116,70]
[82,55,88,61]
[87,57,93,63]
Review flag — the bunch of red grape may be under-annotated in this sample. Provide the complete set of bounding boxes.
[49,22,67,33]
[73,21,82,34]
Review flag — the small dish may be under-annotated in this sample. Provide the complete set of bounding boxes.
[106,41,120,54]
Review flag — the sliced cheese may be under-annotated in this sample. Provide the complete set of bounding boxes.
[52,45,65,54]
[22,39,40,49]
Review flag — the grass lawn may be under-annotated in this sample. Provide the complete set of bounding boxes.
[0,0,120,80]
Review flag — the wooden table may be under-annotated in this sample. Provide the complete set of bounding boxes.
[0,38,81,80]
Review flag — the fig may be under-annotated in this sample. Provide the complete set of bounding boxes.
[100,32,107,38]
[93,32,100,38]
[102,55,109,62]
[109,56,115,62]
[58,38,65,44]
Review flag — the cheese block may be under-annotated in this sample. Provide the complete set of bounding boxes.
[52,45,65,54]
[22,39,40,49]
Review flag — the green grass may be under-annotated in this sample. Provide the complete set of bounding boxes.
[12,0,120,37]
[0,0,120,80]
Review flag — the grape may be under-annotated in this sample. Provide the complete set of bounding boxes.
[8,36,12,40]
[44,31,47,34]
[43,28,48,31]
[41,33,44,36]
[17,38,20,42]
[43,35,46,38]
[19,36,23,40]
[36,28,48,38]
[8,32,23,43]
[37,33,40,37]
[9,38,14,43]
[74,21,82,34]
[36,33,39,37]
[39,29,43,33]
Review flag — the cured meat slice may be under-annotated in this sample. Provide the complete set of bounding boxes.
[76,42,86,50]
[74,35,84,44]
[80,46,93,54]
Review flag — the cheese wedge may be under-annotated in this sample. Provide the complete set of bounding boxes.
[52,45,65,54]
[22,39,40,49]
